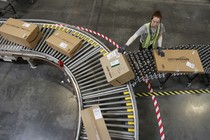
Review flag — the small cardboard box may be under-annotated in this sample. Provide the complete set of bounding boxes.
[100,49,135,86]
[153,50,204,73]
[81,106,111,140]
[0,18,42,48]
[46,30,82,57]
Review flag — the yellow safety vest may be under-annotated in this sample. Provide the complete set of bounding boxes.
[142,22,160,49]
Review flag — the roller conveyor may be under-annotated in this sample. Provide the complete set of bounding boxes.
[80,127,135,140]
[0,19,139,140]
[83,94,130,103]
[126,44,210,87]
[81,85,128,98]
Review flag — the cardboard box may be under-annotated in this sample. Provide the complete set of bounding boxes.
[153,50,204,73]
[46,30,82,57]
[0,18,42,48]
[100,49,135,86]
[81,106,111,140]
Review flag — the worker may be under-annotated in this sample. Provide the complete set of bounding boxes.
[118,10,165,57]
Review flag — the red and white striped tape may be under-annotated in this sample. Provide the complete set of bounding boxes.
[76,26,120,48]
[152,95,165,140]
[53,24,166,140]
[144,78,166,140]
[54,24,65,27]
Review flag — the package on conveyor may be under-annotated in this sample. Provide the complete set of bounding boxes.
[81,105,111,140]
[0,18,43,48]
[100,49,135,86]
[153,50,204,73]
[46,30,82,57]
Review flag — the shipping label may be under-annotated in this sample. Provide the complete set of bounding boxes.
[22,23,31,28]
[93,107,103,120]
[186,61,195,69]
[110,59,120,67]
[59,42,68,49]
[107,50,120,60]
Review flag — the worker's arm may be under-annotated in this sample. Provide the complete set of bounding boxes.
[125,33,138,46]
[157,23,165,48]
[157,33,163,48]
[118,26,145,53]
[118,33,138,53]
[157,33,165,57]
[126,25,145,46]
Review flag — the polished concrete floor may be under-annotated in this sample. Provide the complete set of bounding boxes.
[0,60,77,140]
[1,0,210,140]
[135,74,210,140]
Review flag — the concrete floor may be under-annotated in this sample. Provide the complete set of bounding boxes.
[1,0,210,140]
[0,60,77,140]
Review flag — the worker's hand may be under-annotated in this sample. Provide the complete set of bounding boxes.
[157,47,165,57]
[118,45,127,53]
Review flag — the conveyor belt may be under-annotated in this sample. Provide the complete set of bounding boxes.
[0,19,139,140]
[126,44,210,86]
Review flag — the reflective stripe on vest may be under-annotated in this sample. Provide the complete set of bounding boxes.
[142,22,160,49]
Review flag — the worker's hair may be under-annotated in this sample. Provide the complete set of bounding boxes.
[151,11,162,22]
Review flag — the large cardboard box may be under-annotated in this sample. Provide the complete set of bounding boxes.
[46,30,82,57]
[153,50,204,73]
[0,18,42,48]
[100,49,135,86]
[81,106,111,140]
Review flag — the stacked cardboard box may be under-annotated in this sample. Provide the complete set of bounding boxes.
[100,49,135,86]
[46,30,82,57]
[0,18,42,48]
[81,106,111,140]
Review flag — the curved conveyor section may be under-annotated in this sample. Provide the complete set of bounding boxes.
[0,19,139,140]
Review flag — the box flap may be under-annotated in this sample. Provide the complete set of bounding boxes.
[53,30,82,52]
[5,18,38,32]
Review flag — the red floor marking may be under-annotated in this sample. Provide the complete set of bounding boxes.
[76,26,120,49]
